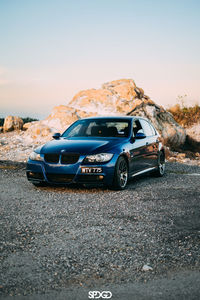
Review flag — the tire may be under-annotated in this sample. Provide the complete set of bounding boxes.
[32,181,47,187]
[154,151,165,177]
[113,156,128,190]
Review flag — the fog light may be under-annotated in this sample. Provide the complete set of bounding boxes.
[99,175,104,180]
[29,172,34,176]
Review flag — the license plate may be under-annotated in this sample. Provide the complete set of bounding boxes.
[81,167,102,174]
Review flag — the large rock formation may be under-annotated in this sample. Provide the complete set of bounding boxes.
[3,116,24,132]
[23,79,186,148]
[69,79,140,115]
[22,106,77,144]
[45,105,79,130]
[186,123,200,142]
[67,79,186,147]
[127,101,186,147]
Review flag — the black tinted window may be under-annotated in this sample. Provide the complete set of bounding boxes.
[62,119,131,138]
[132,120,144,136]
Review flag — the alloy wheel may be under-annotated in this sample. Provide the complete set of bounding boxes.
[118,159,128,188]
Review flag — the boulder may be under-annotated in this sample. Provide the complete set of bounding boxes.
[67,79,186,148]
[20,79,186,149]
[69,88,119,115]
[186,123,200,142]
[127,101,186,147]
[68,79,139,115]
[23,122,36,131]
[3,116,24,132]
[45,105,79,131]
[23,122,52,145]
[102,79,137,101]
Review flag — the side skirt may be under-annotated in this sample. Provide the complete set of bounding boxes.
[131,167,157,178]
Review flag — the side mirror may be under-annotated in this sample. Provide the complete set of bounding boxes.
[52,132,61,139]
[130,136,135,143]
[135,132,146,139]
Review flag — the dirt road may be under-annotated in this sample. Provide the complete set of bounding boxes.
[0,161,200,299]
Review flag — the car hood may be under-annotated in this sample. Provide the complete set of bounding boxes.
[40,138,125,154]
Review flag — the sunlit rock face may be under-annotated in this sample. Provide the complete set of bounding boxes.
[127,101,186,147]
[186,123,200,142]
[3,116,24,132]
[69,79,139,115]
[67,78,186,147]
[26,78,186,148]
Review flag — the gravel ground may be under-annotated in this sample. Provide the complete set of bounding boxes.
[0,161,200,299]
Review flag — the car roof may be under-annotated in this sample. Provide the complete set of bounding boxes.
[80,116,150,122]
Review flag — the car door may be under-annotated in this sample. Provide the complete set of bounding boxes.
[139,119,159,168]
[128,119,148,174]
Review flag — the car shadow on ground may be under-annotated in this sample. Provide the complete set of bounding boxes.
[28,170,164,194]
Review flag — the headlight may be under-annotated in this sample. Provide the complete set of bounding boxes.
[84,153,113,163]
[29,151,43,161]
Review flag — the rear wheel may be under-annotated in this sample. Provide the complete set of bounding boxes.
[154,151,165,177]
[113,156,128,190]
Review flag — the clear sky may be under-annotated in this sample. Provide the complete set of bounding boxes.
[0,0,200,119]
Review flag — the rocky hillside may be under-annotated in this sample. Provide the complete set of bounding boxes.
[23,79,186,146]
[0,78,198,162]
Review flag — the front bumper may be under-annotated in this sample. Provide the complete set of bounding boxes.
[26,155,117,186]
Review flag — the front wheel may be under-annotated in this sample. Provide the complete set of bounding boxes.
[154,151,165,177]
[31,181,47,187]
[113,156,128,190]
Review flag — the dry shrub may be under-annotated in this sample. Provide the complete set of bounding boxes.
[168,104,200,127]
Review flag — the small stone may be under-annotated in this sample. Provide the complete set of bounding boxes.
[142,264,153,271]
[177,153,186,159]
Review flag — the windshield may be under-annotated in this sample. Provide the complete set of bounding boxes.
[62,119,131,138]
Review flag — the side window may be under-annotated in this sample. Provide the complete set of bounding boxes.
[149,123,156,135]
[132,120,144,137]
[140,120,154,137]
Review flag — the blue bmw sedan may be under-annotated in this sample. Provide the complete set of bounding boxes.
[26,116,165,189]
